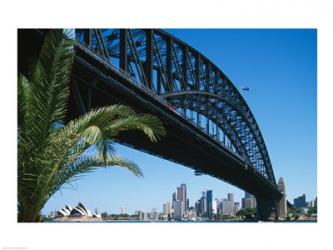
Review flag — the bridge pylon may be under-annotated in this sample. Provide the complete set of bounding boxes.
[256,198,281,221]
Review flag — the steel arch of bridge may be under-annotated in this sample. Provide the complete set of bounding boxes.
[74,29,276,186]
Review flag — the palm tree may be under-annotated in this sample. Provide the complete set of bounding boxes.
[18,29,165,222]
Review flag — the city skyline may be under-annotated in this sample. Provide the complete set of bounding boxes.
[42,29,316,215]
[44,174,317,215]
[49,182,317,217]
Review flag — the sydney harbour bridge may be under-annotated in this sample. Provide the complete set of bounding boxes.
[18,29,283,220]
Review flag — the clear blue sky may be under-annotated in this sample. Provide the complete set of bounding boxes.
[42,29,317,215]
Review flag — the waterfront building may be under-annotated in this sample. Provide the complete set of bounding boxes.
[277,177,287,218]
[138,211,149,221]
[294,194,306,208]
[187,207,197,220]
[56,202,101,219]
[314,197,317,208]
[150,208,159,220]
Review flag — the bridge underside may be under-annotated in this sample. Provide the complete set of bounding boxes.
[68,47,281,207]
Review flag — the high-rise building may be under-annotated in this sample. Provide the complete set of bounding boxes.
[277,177,287,218]
[221,199,234,216]
[294,194,306,208]
[242,192,256,209]
[212,199,218,214]
[173,200,183,220]
[176,184,187,215]
[181,184,188,211]
[228,193,234,204]
[150,208,159,220]
[195,191,208,216]
[234,202,240,214]
[172,192,176,202]
[306,201,313,208]
[163,202,172,217]
[206,190,213,218]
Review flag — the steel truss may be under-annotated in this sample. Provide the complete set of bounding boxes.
[74,29,276,186]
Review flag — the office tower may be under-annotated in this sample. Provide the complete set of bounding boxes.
[201,191,207,215]
[206,190,213,218]
[306,201,313,208]
[151,208,159,220]
[163,202,172,217]
[195,201,200,215]
[196,191,207,216]
[227,193,234,213]
[212,199,218,214]
[242,192,256,209]
[228,193,234,204]
[234,202,240,214]
[314,197,317,208]
[172,192,176,202]
[173,200,183,220]
[181,184,188,211]
[277,177,287,218]
[245,192,251,198]
[186,199,189,212]
[221,198,234,216]
[294,194,306,208]
[175,184,186,215]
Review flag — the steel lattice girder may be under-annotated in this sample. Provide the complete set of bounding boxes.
[74,28,276,186]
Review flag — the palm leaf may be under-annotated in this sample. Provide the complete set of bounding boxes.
[25,29,75,151]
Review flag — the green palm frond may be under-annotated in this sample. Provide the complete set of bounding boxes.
[18,30,165,222]
[105,114,166,142]
[47,154,143,200]
[18,74,32,128]
[24,29,75,151]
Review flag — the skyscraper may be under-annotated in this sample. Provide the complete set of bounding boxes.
[242,192,256,209]
[176,184,187,215]
[163,202,172,218]
[173,200,183,220]
[277,177,287,218]
[212,199,218,214]
[228,193,234,204]
[221,198,234,216]
[234,202,240,214]
[294,194,306,208]
[196,191,207,216]
[172,192,176,202]
[181,184,188,211]
[206,190,213,218]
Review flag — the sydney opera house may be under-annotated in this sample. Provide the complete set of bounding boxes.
[55,202,101,221]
